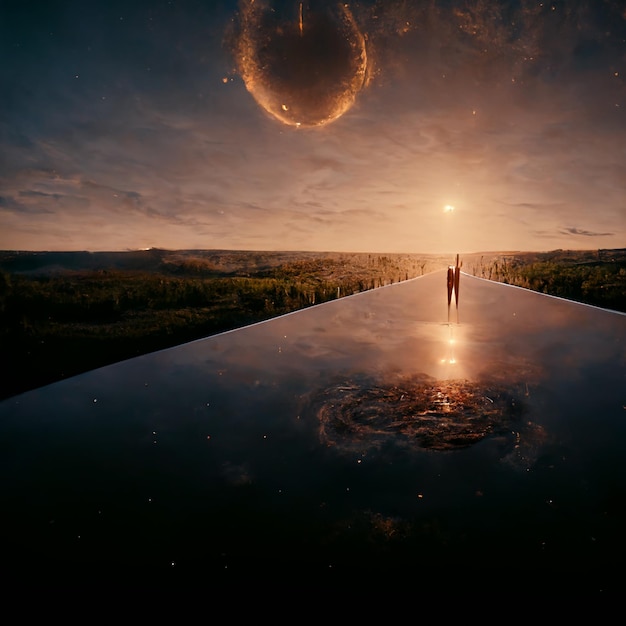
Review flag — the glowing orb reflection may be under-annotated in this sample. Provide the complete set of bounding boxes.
[306,373,528,453]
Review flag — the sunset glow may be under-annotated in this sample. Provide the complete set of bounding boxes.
[1,1,624,253]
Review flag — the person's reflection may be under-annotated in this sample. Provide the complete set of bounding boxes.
[441,324,457,366]
[447,265,454,323]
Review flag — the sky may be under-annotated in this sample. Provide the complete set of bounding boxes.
[1,0,625,254]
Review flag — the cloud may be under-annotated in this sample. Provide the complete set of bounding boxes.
[562,227,614,237]
[0,195,55,215]
[1,1,625,253]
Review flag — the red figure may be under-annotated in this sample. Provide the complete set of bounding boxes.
[447,265,454,322]
[454,253,460,312]
[447,254,461,324]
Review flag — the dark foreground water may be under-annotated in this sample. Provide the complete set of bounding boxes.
[1,271,625,592]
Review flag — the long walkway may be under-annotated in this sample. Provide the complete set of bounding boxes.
[1,270,625,591]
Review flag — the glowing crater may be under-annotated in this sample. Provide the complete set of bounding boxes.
[234,1,369,128]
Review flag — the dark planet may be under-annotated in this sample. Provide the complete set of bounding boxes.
[234,1,368,127]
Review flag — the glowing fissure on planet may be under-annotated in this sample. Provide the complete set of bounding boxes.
[234,1,369,128]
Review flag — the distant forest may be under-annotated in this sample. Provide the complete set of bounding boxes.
[0,249,449,400]
[464,248,626,314]
[0,247,624,400]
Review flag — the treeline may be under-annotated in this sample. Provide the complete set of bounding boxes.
[466,249,626,313]
[3,247,622,401]
[0,252,445,400]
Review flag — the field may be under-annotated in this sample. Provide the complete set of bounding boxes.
[462,248,626,313]
[1,247,624,400]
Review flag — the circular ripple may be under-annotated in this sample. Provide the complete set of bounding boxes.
[310,373,527,452]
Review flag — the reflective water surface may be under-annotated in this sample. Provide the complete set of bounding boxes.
[1,271,625,590]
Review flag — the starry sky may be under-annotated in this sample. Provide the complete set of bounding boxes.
[1,0,625,254]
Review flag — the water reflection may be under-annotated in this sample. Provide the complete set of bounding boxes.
[0,268,625,589]
[307,371,528,453]
[440,323,458,369]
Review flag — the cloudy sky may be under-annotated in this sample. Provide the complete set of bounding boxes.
[1,0,625,254]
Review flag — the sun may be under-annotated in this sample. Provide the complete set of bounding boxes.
[443,204,455,213]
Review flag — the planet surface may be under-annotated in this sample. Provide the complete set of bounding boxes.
[233,1,369,127]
